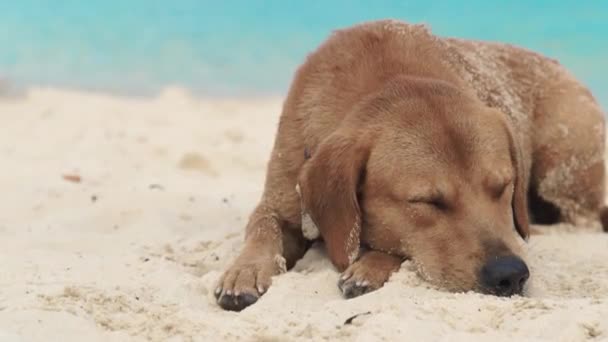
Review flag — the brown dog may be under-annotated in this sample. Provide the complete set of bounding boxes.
[215,20,606,311]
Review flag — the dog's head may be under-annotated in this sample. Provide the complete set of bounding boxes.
[298,79,530,296]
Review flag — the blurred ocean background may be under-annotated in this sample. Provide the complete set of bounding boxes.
[0,1,605,107]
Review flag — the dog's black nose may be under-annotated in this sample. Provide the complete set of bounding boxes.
[480,255,529,296]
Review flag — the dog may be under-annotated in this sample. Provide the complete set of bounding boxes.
[215,20,607,311]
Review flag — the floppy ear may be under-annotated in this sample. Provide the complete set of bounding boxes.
[297,133,370,271]
[504,121,531,240]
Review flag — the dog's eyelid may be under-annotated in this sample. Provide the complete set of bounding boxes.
[408,195,438,202]
[494,178,514,197]
[407,193,447,209]
[486,172,513,198]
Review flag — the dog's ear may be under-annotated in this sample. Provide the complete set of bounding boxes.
[297,132,370,271]
[504,120,530,241]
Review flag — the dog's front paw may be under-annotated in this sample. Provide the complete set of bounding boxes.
[215,254,286,311]
[337,251,402,299]
[338,264,384,298]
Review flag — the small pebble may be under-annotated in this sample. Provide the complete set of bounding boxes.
[344,311,371,325]
[62,174,81,183]
[149,184,164,190]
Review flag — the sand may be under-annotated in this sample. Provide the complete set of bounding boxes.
[0,87,606,342]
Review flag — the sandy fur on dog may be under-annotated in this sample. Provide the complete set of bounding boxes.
[0,87,606,341]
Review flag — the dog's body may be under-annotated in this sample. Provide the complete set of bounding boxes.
[216,20,606,311]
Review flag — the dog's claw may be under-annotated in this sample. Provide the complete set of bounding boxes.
[339,278,374,298]
[218,292,259,312]
[339,274,375,299]
[216,259,278,311]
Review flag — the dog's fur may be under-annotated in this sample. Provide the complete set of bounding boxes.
[215,20,606,311]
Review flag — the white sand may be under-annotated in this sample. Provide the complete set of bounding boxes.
[0,87,607,342]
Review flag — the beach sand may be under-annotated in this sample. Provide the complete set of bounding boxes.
[0,87,606,342]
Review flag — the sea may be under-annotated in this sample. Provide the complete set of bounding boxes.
[0,1,605,107]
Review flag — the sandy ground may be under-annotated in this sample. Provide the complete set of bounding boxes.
[0,87,607,342]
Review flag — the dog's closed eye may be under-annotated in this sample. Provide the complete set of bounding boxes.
[487,176,513,199]
[408,193,448,210]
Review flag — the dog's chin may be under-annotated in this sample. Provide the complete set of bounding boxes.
[420,277,479,295]
[411,261,478,294]
[413,269,529,297]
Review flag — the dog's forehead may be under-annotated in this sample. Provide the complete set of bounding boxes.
[367,115,512,180]
[390,112,508,151]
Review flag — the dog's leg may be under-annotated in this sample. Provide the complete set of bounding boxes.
[216,112,310,311]
[215,207,308,311]
[530,71,606,229]
[338,250,403,298]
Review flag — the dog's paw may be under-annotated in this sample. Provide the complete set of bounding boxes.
[338,265,384,298]
[215,254,286,311]
[337,251,402,299]
[338,275,376,298]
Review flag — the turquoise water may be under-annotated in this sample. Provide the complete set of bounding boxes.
[0,1,606,106]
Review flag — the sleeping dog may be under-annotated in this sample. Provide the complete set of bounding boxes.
[215,20,607,311]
